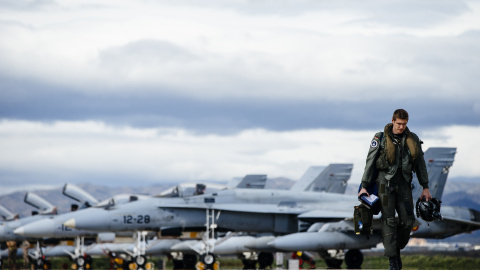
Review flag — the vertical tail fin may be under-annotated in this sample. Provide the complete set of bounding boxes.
[290,166,326,192]
[234,175,267,189]
[292,164,353,193]
[412,147,456,200]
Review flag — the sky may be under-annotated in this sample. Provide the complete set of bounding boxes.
[1,0,480,196]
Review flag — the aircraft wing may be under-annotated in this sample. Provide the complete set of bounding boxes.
[411,210,480,239]
[298,209,355,220]
[160,202,354,220]
[441,216,480,228]
[160,203,308,214]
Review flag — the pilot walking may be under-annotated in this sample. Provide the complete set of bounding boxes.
[358,109,432,270]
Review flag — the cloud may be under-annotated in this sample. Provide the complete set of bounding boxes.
[0,0,479,102]
[0,0,57,11]
[0,120,478,195]
[341,0,471,28]
[421,125,480,180]
[474,102,480,115]
[98,39,200,82]
[1,79,478,134]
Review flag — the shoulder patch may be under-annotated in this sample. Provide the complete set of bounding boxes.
[370,139,379,148]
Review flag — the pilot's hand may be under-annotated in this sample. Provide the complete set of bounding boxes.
[421,188,432,201]
[358,187,369,197]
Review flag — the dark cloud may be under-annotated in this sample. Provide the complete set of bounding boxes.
[0,76,478,134]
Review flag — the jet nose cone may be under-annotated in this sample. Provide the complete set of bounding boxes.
[60,207,113,231]
[64,218,76,229]
[14,219,57,237]
[13,227,24,236]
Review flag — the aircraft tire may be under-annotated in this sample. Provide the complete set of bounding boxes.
[172,259,184,270]
[258,252,274,269]
[345,249,363,269]
[76,256,85,267]
[324,258,343,269]
[183,254,197,269]
[35,258,44,270]
[135,255,146,267]
[200,253,216,269]
[241,259,257,270]
[75,256,86,270]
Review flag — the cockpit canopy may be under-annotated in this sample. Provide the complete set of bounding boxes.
[156,183,226,198]
[95,194,150,209]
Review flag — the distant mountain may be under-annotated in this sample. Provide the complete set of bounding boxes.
[443,193,480,209]
[428,228,480,245]
[0,182,175,218]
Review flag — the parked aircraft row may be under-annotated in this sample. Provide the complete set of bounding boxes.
[1,164,350,269]
[2,147,480,270]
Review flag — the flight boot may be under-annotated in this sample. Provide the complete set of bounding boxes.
[397,248,402,269]
[389,256,400,270]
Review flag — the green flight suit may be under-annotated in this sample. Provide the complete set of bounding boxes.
[361,123,429,257]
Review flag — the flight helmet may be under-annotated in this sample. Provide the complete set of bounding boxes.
[416,197,442,222]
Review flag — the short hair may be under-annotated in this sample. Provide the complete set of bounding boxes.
[392,109,409,121]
